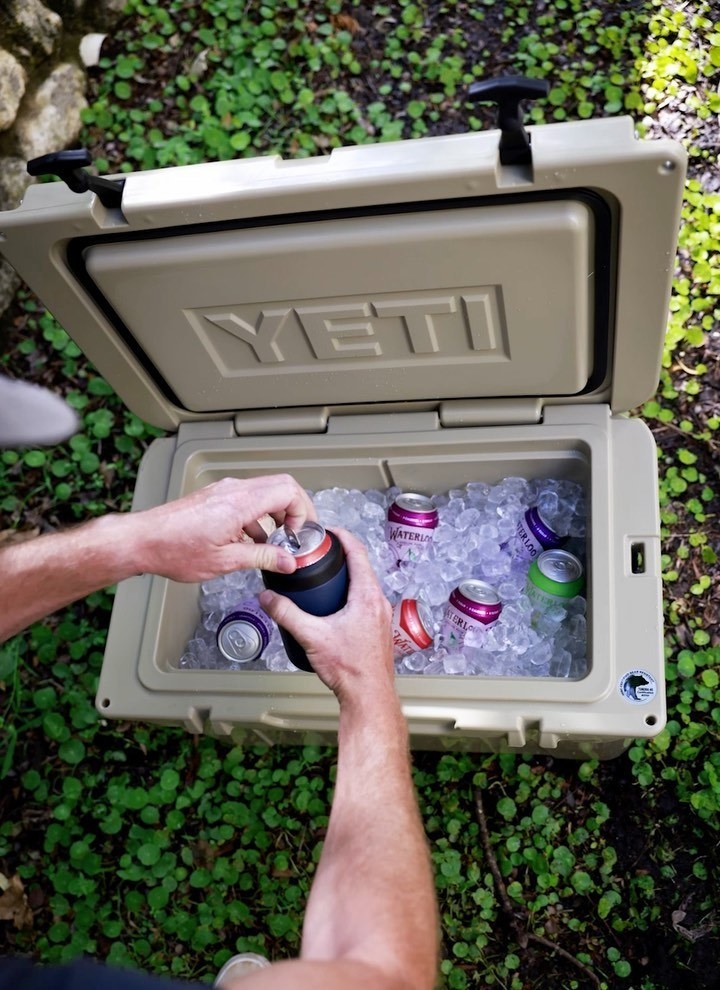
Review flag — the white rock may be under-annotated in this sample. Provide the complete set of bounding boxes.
[0,157,34,212]
[0,50,27,132]
[16,63,88,162]
[7,0,62,59]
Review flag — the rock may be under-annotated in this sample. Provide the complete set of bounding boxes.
[98,0,128,22]
[0,157,33,317]
[0,50,27,132]
[6,0,63,60]
[0,262,21,326]
[44,0,127,30]
[44,0,84,15]
[0,157,33,212]
[15,63,87,163]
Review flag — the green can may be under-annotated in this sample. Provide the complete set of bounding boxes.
[526,549,584,610]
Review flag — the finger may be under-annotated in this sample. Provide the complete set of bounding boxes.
[217,542,297,574]
[242,517,273,543]
[221,475,315,535]
[282,491,317,533]
[332,528,382,591]
[258,589,323,647]
[257,477,316,533]
[331,528,391,627]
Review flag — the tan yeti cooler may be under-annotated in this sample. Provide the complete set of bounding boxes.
[0,97,686,758]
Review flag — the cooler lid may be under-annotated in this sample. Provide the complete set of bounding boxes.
[0,115,685,430]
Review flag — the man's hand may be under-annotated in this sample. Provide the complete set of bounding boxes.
[0,473,316,643]
[132,475,316,582]
[258,529,394,703]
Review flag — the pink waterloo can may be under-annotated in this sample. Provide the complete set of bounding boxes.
[440,579,502,649]
[385,493,439,564]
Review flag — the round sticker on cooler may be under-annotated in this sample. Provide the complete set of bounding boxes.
[618,670,657,704]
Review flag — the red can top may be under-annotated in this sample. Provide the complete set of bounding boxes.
[269,521,332,568]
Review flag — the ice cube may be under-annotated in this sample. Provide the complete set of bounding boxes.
[201,610,222,633]
[403,652,429,673]
[526,639,554,667]
[464,649,498,676]
[443,652,467,675]
[549,648,573,678]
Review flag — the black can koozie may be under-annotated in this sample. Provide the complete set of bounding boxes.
[262,522,348,672]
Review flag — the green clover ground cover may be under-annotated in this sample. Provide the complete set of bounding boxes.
[2,1,720,988]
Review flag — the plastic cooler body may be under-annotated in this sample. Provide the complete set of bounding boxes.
[0,115,687,757]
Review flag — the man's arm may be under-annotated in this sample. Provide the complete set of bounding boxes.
[241,530,438,990]
[0,475,314,642]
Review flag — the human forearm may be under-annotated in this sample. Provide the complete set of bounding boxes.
[0,514,145,641]
[0,475,315,642]
[300,683,438,989]
[258,530,439,989]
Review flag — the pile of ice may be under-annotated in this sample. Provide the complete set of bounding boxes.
[178,477,587,678]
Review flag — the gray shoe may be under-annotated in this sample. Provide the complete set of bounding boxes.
[214,953,271,986]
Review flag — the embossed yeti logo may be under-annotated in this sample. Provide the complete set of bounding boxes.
[185,288,506,366]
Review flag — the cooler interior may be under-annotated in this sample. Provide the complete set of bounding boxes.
[150,434,590,678]
[100,409,663,757]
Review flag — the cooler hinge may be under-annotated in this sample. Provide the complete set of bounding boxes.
[231,400,544,436]
[440,398,542,427]
[327,410,440,435]
[234,406,330,436]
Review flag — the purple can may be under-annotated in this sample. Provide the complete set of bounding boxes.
[216,599,273,663]
[440,579,502,649]
[386,493,439,563]
[510,505,566,561]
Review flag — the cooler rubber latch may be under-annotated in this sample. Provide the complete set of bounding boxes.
[467,76,550,166]
[27,149,126,211]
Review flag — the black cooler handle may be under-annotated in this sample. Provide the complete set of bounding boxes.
[467,76,550,166]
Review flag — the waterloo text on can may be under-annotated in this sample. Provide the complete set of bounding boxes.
[510,505,566,561]
[440,579,502,649]
[386,493,439,564]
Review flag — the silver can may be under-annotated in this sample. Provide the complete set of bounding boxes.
[216,599,273,663]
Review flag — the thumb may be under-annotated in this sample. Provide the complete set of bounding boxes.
[258,589,319,646]
[219,542,297,574]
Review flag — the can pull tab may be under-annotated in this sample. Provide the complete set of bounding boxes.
[27,149,125,210]
[268,525,301,553]
[466,76,550,166]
